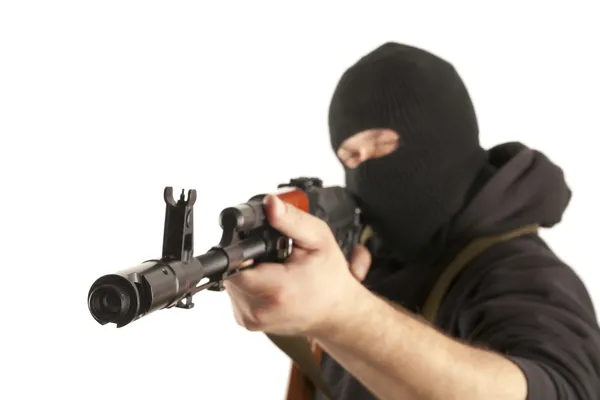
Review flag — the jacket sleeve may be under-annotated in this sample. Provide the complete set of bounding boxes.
[451,243,600,400]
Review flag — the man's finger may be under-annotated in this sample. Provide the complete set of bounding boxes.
[224,285,247,325]
[226,261,287,297]
[349,244,371,281]
[224,283,270,331]
[263,194,333,250]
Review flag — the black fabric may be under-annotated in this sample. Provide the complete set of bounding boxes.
[328,42,487,263]
[319,42,600,400]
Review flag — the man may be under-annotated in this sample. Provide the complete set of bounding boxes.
[224,42,600,399]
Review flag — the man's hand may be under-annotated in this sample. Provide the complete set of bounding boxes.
[225,195,529,400]
[224,194,370,336]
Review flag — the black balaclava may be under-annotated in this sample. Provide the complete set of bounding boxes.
[329,42,487,264]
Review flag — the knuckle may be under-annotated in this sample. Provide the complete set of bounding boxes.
[312,219,330,237]
[289,207,307,226]
[316,218,329,231]
[234,313,244,327]
[267,287,285,307]
[242,307,268,331]
[241,318,260,331]
[240,291,284,331]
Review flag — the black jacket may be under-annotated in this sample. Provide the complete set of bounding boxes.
[319,143,600,399]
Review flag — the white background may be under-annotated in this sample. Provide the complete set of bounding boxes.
[1,2,598,399]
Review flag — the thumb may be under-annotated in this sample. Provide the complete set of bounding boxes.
[263,194,332,250]
[349,244,371,282]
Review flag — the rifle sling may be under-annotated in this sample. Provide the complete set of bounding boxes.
[267,223,539,399]
[421,224,539,322]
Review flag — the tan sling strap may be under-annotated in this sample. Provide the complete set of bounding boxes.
[268,223,539,400]
[421,223,539,322]
[266,333,333,400]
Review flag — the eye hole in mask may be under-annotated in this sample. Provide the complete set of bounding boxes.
[336,128,400,169]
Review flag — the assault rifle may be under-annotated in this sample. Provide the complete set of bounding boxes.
[87,177,365,328]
